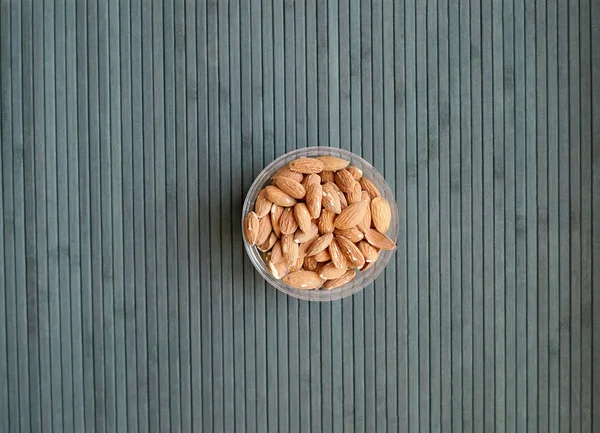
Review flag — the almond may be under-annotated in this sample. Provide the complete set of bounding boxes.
[265,185,297,207]
[319,262,348,280]
[328,239,347,269]
[346,181,362,204]
[270,203,283,237]
[306,183,323,219]
[313,249,332,262]
[258,231,278,252]
[333,227,365,243]
[269,260,290,279]
[282,233,299,266]
[357,197,372,232]
[256,216,272,245]
[347,165,363,180]
[273,165,304,183]
[270,241,284,263]
[294,222,319,243]
[364,229,396,250]
[359,177,382,200]
[317,209,336,234]
[338,189,348,210]
[254,189,272,217]
[306,233,334,256]
[294,202,312,232]
[333,200,369,230]
[357,240,380,262]
[320,170,335,184]
[303,256,318,271]
[297,239,314,260]
[361,191,371,203]
[290,256,304,272]
[289,157,325,174]
[283,270,324,289]
[279,207,299,235]
[336,235,365,268]
[361,261,375,271]
[371,197,392,233]
[244,211,260,245]
[323,269,356,290]
[302,173,321,191]
[322,182,342,214]
[317,155,350,171]
[335,169,355,193]
[273,176,306,200]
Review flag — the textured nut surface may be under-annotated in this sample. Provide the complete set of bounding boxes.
[279,208,299,235]
[336,235,366,268]
[346,181,362,204]
[333,227,365,243]
[306,183,323,219]
[317,156,350,171]
[319,262,348,280]
[323,269,356,290]
[322,182,342,214]
[269,260,290,279]
[254,189,272,217]
[347,165,363,180]
[317,209,336,234]
[289,157,325,174]
[359,177,382,200]
[273,165,304,182]
[283,270,324,289]
[370,197,392,233]
[357,240,380,262]
[270,203,283,237]
[319,170,335,184]
[335,169,356,193]
[273,176,306,199]
[328,239,347,269]
[256,216,273,245]
[333,200,369,230]
[294,222,319,243]
[364,229,396,250]
[264,185,297,207]
[244,211,260,245]
[294,202,312,232]
[313,248,332,262]
[282,234,299,266]
[258,231,278,252]
[306,233,334,257]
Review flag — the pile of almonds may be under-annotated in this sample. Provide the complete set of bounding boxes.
[244,156,396,291]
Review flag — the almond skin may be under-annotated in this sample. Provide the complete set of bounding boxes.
[346,181,363,204]
[273,165,304,182]
[319,170,335,184]
[328,238,347,269]
[359,177,382,200]
[294,222,319,243]
[273,176,306,200]
[283,270,324,289]
[265,185,297,207]
[303,256,319,271]
[289,157,325,174]
[317,209,336,234]
[258,231,278,252]
[313,248,332,262]
[282,234,299,267]
[256,216,273,245]
[270,203,283,237]
[294,202,312,232]
[364,229,396,250]
[370,197,392,233]
[357,240,380,262]
[333,200,369,230]
[302,173,321,191]
[306,183,323,219]
[306,233,334,257]
[317,155,350,171]
[357,196,372,233]
[244,211,260,245]
[347,165,363,180]
[270,241,284,263]
[335,235,366,268]
[322,182,342,214]
[319,262,348,280]
[279,207,299,235]
[337,189,348,210]
[335,169,356,193]
[333,227,365,243]
[254,189,272,217]
[323,269,356,290]
[269,260,290,279]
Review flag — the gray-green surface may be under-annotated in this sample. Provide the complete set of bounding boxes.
[1,0,599,431]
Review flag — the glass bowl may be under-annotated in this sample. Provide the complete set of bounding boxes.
[242,147,398,301]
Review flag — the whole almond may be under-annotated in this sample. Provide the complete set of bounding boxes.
[273,165,304,182]
[290,256,304,272]
[289,157,325,174]
[297,239,314,260]
[270,203,284,237]
[371,197,392,233]
[357,240,380,262]
[270,241,284,263]
[306,233,334,257]
[282,233,299,266]
[357,198,372,232]
[322,182,342,214]
[336,235,366,268]
[359,177,382,200]
[269,260,290,279]
[294,222,319,243]
[361,261,375,271]
[337,190,348,210]
[294,202,312,232]
[306,183,323,219]
[328,238,347,269]
[346,181,362,204]
[317,209,336,234]
[320,170,335,184]
[323,269,356,290]
[303,256,318,271]
[254,189,272,217]
[335,169,356,193]
[283,270,324,289]
[361,191,371,203]
[302,173,321,191]
[317,156,350,171]
[333,227,365,243]
[258,231,278,252]
[313,249,332,262]
[279,207,299,235]
[347,165,363,180]
[273,176,306,200]
[265,185,297,207]
[244,211,260,245]
[334,200,369,230]
[364,229,396,250]
[319,262,348,280]
[256,216,273,245]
